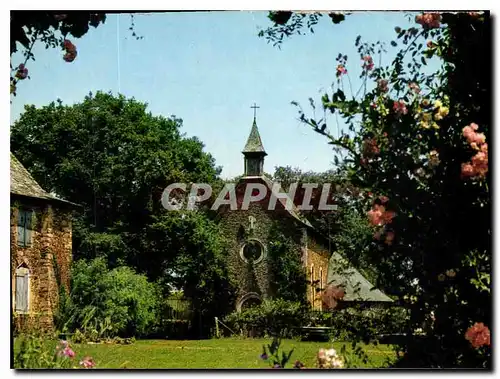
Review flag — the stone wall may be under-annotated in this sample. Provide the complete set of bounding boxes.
[11,198,73,333]
[305,236,331,310]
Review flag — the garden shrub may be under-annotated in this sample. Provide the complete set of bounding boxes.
[307,306,409,343]
[224,298,308,338]
[63,258,160,338]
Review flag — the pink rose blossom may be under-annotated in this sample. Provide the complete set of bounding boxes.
[15,64,28,80]
[63,39,78,63]
[416,12,442,30]
[409,82,421,94]
[465,322,491,349]
[368,203,395,227]
[63,347,75,358]
[368,207,384,226]
[461,163,475,178]
[393,100,408,116]
[461,123,488,179]
[385,231,395,245]
[336,64,347,77]
[362,138,380,157]
[362,55,374,71]
[79,356,96,368]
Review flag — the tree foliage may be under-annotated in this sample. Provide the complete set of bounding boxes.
[11,92,235,325]
[10,12,106,96]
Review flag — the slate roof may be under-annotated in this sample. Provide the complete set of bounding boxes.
[327,251,393,303]
[242,119,267,155]
[10,152,79,207]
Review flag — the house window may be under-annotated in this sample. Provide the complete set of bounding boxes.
[17,210,33,247]
[15,266,30,313]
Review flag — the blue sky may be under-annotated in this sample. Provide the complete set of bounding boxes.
[10,11,438,179]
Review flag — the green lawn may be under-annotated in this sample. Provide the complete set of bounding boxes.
[15,338,397,369]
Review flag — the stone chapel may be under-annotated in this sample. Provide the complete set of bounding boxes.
[217,115,392,312]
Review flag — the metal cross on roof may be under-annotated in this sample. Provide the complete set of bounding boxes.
[250,103,260,120]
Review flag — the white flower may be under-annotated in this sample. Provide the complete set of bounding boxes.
[326,348,337,357]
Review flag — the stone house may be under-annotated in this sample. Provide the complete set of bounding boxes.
[11,153,79,332]
[217,117,392,311]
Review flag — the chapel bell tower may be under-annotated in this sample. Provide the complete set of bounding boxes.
[242,104,267,177]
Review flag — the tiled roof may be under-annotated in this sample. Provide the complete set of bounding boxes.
[327,251,393,303]
[10,152,78,206]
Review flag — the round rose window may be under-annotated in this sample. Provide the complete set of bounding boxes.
[240,240,265,264]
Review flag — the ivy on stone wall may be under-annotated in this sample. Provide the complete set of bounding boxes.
[267,223,307,304]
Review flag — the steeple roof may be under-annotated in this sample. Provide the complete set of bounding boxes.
[242,119,267,155]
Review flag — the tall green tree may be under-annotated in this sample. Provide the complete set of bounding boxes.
[11,92,233,312]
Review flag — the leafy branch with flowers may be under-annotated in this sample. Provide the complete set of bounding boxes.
[10,12,145,97]
[10,12,106,97]
[262,11,491,368]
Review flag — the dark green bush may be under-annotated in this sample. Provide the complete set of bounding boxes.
[61,258,160,338]
[224,299,308,338]
[307,306,409,342]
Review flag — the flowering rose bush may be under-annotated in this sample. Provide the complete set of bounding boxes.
[264,11,490,368]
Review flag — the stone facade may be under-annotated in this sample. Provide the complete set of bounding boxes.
[217,178,298,309]
[305,238,331,310]
[217,175,331,311]
[11,201,73,332]
[11,153,77,333]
